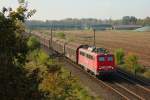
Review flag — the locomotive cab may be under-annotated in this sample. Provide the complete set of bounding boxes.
[98,54,116,74]
[96,47,116,75]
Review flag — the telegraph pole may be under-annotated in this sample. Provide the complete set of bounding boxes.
[50,28,52,43]
[50,27,53,47]
[93,29,96,47]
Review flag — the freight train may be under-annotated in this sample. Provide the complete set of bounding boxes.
[32,32,116,76]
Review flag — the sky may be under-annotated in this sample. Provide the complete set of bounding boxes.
[0,0,150,20]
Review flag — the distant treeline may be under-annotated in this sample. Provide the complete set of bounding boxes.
[26,16,150,30]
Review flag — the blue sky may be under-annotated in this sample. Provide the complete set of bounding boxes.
[0,0,150,20]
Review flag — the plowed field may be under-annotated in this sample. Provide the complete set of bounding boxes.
[60,30,150,67]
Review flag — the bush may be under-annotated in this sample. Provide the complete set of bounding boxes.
[114,48,125,65]
[37,50,49,65]
[143,70,150,79]
[124,53,142,74]
[27,36,40,51]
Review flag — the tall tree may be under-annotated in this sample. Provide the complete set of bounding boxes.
[0,1,37,99]
[130,16,137,24]
[122,16,137,25]
[143,17,150,25]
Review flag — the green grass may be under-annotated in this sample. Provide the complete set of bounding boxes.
[55,32,66,39]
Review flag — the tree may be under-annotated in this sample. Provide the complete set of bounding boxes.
[114,48,125,65]
[0,1,38,99]
[122,16,137,25]
[130,16,137,24]
[136,19,144,25]
[0,2,36,66]
[122,16,130,24]
[125,53,138,75]
[143,17,150,25]
[0,7,27,66]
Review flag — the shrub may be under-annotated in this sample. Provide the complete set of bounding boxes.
[114,48,125,65]
[27,49,49,66]
[143,70,150,79]
[37,50,49,65]
[124,53,142,74]
[27,36,40,51]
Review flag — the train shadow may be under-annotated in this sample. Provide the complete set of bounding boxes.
[97,72,150,87]
[97,73,117,83]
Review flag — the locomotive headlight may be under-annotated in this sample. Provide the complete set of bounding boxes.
[99,66,114,69]
[107,66,112,68]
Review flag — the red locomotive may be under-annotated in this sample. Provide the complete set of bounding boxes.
[77,46,115,76]
[32,32,116,76]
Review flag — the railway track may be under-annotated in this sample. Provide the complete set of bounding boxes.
[117,69,150,86]
[114,71,150,100]
[62,57,150,100]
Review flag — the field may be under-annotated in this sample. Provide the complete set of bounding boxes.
[53,30,150,67]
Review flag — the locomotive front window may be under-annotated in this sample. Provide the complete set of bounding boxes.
[108,57,113,61]
[99,57,105,62]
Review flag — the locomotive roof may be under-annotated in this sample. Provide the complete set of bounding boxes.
[79,46,112,56]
